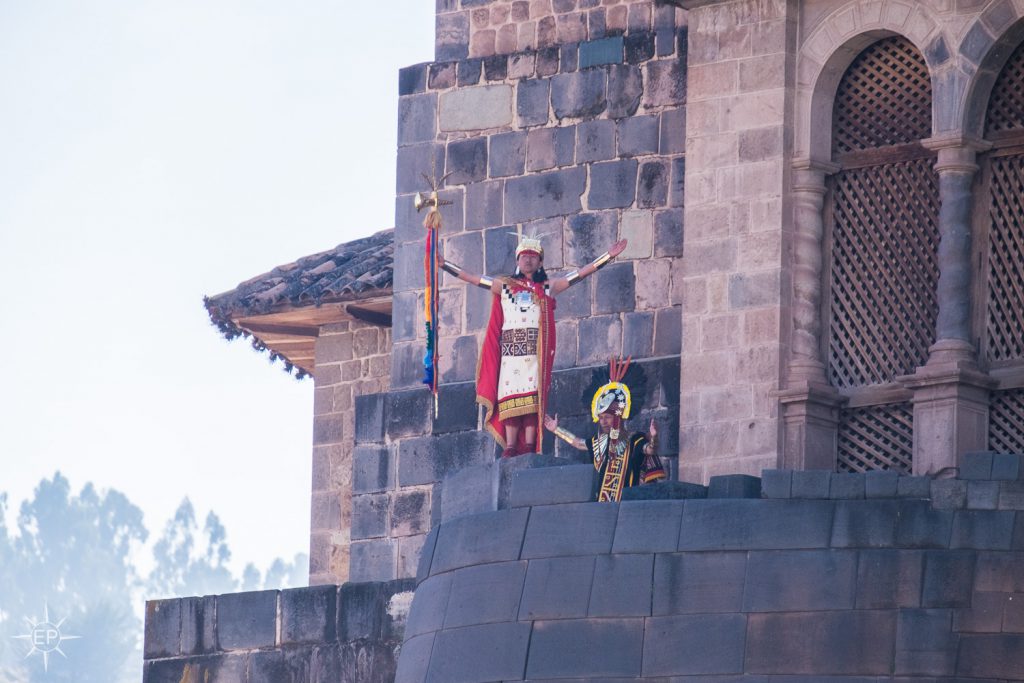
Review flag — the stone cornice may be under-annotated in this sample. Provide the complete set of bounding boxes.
[672,0,727,9]
[921,133,993,153]
[792,156,841,174]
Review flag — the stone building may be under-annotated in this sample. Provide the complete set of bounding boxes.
[143,0,1024,680]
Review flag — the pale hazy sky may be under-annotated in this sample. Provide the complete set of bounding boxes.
[0,1,434,577]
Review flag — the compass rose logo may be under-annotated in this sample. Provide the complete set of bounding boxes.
[12,604,82,672]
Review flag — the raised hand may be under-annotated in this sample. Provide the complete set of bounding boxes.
[649,418,658,439]
[543,413,559,432]
[608,239,627,258]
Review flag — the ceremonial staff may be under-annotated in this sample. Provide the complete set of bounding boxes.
[414,172,451,418]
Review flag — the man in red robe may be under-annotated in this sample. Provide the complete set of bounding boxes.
[441,235,626,457]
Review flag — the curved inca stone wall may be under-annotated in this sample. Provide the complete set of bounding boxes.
[395,458,1024,682]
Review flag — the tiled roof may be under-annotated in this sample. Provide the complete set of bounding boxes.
[205,229,393,319]
[203,229,393,377]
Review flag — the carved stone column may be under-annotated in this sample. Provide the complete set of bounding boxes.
[779,159,845,470]
[900,136,995,475]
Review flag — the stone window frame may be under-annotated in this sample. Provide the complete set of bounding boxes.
[818,33,937,474]
[965,21,1024,454]
[784,1,1024,474]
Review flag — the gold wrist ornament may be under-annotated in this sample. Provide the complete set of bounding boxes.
[554,426,578,445]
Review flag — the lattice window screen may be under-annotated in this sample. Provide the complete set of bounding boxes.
[832,36,932,155]
[985,155,1024,362]
[837,403,914,473]
[828,158,940,388]
[986,39,1024,135]
[828,36,936,472]
[990,389,1024,454]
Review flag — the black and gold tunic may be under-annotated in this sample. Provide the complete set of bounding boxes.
[588,432,666,502]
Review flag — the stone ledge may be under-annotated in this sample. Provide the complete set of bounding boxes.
[620,480,706,500]
[143,579,414,668]
[708,473,761,498]
[762,463,1024,512]
[510,464,598,508]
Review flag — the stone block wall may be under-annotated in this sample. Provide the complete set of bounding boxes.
[365,0,688,586]
[435,0,686,62]
[679,0,795,484]
[310,320,392,586]
[395,452,1024,681]
[142,579,413,683]
[392,0,687,395]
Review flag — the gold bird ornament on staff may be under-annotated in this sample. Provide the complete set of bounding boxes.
[414,171,453,231]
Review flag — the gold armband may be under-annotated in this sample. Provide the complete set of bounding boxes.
[565,251,613,287]
[442,260,493,290]
[440,260,462,277]
[554,426,578,445]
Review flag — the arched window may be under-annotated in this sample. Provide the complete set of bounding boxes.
[824,35,938,473]
[979,39,1024,453]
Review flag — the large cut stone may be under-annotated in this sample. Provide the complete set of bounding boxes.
[552,69,607,119]
[439,85,513,131]
[505,167,586,222]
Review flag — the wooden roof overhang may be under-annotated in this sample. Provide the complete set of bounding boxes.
[204,229,394,378]
[224,293,393,376]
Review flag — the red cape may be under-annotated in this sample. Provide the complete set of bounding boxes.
[476,280,556,452]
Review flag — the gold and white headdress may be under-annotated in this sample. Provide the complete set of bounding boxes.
[590,357,633,422]
[515,236,543,257]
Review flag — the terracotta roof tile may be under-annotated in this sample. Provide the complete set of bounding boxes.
[205,229,393,320]
[203,229,394,378]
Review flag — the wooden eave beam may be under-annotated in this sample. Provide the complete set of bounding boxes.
[228,293,392,374]
[346,304,393,326]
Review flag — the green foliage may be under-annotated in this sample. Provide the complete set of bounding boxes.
[0,473,146,682]
[0,473,308,683]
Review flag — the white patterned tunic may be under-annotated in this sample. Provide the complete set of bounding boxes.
[496,282,549,419]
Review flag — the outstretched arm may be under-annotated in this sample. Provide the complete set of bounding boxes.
[550,239,627,295]
[438,245,501,294]
[544,414,587,450]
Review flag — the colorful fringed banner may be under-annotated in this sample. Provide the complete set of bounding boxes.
[422,205,441,402]
[415,178,450,418]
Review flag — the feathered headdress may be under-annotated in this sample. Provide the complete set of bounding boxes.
[585,357,648,422]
